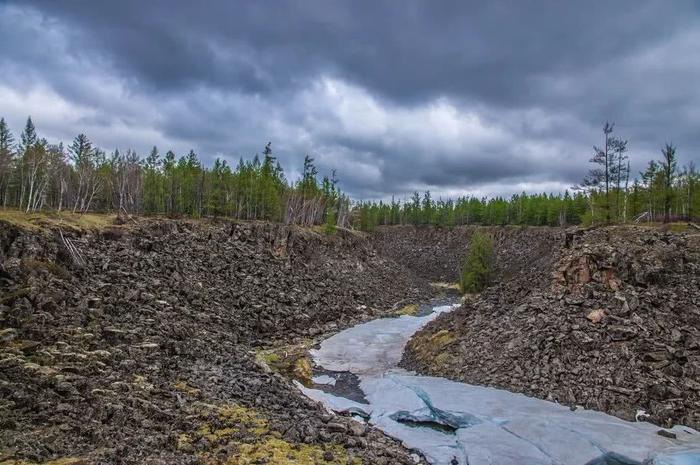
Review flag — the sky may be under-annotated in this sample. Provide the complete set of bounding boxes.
[1,1,699,200]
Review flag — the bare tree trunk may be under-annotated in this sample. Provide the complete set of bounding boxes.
[57,178,66,212]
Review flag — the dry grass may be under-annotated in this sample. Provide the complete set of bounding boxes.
[0,459,86,465]
[429,282,461,291]
[395,303,420,316]
[0,209,119,233]
[612,221,694,233]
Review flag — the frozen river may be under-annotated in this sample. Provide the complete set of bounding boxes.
[298,302,700,465]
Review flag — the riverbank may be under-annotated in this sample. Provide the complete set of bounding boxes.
[298,299,700,465]
[0,217,432,464]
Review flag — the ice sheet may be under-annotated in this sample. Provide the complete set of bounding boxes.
[310,304,458,375]
[312,374,337,386]
[360,373,700,465]
[301,303,700,465]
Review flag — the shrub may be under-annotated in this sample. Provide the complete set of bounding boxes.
[460,231,494,294]
[324,209,336,235]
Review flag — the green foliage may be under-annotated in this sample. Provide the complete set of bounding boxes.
[143,146,163,214]
[323,208,336,235]
[459,232,494,294]
[353,190,588,228]
[660,143,677,223]
[0,117,15,207]
[358,201,377,232]
[0,118,346,225]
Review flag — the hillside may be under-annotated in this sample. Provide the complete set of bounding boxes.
[0,217,430,465]
[402,226,700,430]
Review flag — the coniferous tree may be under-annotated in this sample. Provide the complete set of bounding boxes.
[660,143,678,223]
[260,142,283,221]
[19,117,37,155]
[69,133,102,213]
[209,158,230,217]
[18,117,39,209]
[0,118,15,207]
[639,160,658,221]
[143,146,162,214]
[610,136,629,221]
[460,231,494,294]
[686,162,699,220]
[1,114,696,228]
[579,122,615,223]
[163,150,177,216]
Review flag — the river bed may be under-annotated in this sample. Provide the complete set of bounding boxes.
[297,302,700,465]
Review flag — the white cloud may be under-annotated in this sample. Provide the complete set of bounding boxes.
[298,77,507,154]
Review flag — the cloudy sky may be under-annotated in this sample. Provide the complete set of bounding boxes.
[1,1,699,200]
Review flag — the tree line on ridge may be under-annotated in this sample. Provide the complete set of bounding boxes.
[1,116,697,231]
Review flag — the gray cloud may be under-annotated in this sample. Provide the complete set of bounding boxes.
[1,0,699,199]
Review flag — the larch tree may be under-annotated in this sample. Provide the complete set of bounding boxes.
[260,142,282,221]
[686,162,698,220]
[209,157,230,217]
[143,146,162,214]
[0,118,15,207]
[163,150,177,217]
[580,122,615,223]
[660,143,678,223]
[610,136,629,221]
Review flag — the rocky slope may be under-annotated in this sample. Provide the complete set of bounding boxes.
[402,226,700,430]
[373,225,564,284]
[0,218,431,465]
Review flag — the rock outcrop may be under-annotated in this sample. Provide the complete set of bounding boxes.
[373,224,563,285]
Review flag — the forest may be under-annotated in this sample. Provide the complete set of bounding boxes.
[0,117,698,231]
[356,122,699,230]
[0,117,349,228]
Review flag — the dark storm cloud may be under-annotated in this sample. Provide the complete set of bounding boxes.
[1,0,699,199]
[11,1,695,104]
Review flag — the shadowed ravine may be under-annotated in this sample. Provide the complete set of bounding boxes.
[297,302,700,465]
